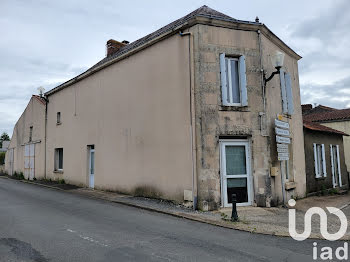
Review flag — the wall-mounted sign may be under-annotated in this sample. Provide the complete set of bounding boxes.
[276,135,291,144]
[277,147,289,153]
[275,127,290,137]
[278,155,289,161]
[275,119,289,129]
[278,152,289,158]
[277,143,289,149]
[275,119,291,161]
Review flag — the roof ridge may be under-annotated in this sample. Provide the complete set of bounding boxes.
[303,121,349,136]
[89,5,236,70]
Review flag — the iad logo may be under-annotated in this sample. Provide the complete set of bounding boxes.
[288,199,347,241]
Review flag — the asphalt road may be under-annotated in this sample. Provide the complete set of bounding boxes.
[0,178,345,262]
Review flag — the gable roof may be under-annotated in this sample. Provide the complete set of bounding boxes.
[45,5,301,96]
[303,121,348,136]
[91,6,238,70]
[303,104,350,122]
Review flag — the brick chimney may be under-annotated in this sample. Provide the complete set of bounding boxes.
[302,104,313,114]
[106,39,127,57]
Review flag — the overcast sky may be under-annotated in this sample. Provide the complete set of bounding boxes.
[1,0,349,136]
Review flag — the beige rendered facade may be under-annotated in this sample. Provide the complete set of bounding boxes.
[5,96,46,179]
[45,33,193,202]
[6,6,306,210]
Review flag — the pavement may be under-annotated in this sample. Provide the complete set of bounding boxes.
[0,177,346,261]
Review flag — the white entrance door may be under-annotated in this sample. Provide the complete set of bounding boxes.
[24,144,35,180]
[220,140,252,207]
[89,148,95,189]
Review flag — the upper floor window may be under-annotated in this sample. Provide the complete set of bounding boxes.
[313,143,326,178]
[280,70,294,115]
[220,54,248,106]
[57,112,61,124]
[29,126,33,142]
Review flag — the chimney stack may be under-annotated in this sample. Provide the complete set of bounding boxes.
[301,104,313,114]
[106,39,128,57]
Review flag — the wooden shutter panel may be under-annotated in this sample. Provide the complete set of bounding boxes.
[313,143,319,177]
[220,53,228,105]
[285,73,294,115]
[336,145,342,187]
[280,69,288,114]
[321,144,327,177]
[239,55,248,106]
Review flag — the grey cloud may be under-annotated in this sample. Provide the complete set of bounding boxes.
[285,0,350,108]
[301,76,350,109]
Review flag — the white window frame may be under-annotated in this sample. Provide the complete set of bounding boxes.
[219,139,252,207]
[220,54,247,107]
[54,148,63,171]
[313,143,326,178]
[225,57,241,106]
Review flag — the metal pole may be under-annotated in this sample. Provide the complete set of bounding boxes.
[280,161,286,206]
[231,194,239,222]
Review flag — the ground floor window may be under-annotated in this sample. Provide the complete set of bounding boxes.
[330,144,342,187]
[55,148,63,171]
[313,143,326,178]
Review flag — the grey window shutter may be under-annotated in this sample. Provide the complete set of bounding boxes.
[220,53,228,105]
[321,144,327,177]
[285,73,294,115]
[313,143,319,177]
[280,69,288,114]
[239,55,248,106]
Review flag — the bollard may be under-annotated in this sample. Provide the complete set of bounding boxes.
[231,194,239,222]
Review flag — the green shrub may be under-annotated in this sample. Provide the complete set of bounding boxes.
[58,179,65,184]
[0,152,5,165]
[18,172,24,180]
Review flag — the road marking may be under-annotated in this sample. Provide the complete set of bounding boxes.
[66,229,109,247]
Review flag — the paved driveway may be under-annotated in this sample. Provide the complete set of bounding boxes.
[0,178,344,261]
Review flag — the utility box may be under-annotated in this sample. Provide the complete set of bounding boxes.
[184,190,193,201]
[270,167,280,177]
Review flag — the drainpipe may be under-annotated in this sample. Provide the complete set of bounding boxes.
[180,30,198,210]
[257,30,267,136]
[43,96,49,179]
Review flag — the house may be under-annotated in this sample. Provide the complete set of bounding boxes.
[5,95,46,179]
[303,120,348,193]
[303,104,350,173]
[0,141,10,152]
[5,6,306,210]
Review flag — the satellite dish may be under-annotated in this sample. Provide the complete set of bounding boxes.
[37,86,45,97]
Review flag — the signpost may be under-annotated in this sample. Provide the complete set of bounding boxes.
[275,119,289,129]
[276,136,291,144]
[275,127,290,136]
[274,118,291,161]
[277,143,288,149]
[274,116,291,206]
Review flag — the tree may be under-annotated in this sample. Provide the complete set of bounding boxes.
[0,132,10,148]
